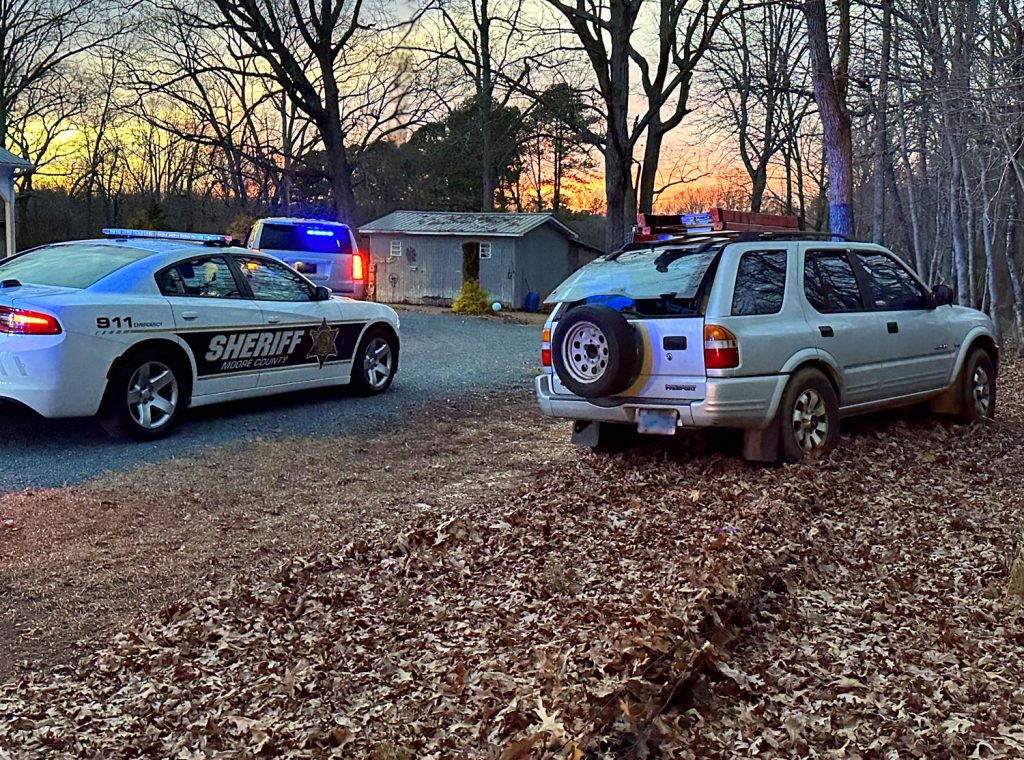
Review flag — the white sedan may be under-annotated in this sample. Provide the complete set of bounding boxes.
[0,229,400,440]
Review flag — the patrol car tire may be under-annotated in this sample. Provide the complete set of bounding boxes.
[99,348,188,441]
[778,368,840,464]
[552,305,641,399]
[955,348,997,423]
[350,327,397,396]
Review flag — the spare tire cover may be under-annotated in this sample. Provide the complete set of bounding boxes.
[551,304,642,398]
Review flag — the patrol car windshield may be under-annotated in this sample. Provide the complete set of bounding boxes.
[260,224,354,255]
[545,248,718,304]
[0,245,154,289]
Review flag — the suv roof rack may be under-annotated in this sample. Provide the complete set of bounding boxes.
[731,231,854,243]
[102,228,234,246]
[632,208,802,243]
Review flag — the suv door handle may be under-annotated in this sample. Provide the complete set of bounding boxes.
[181,311,198,320]
[887,321,899,334]
[819,325,834,338]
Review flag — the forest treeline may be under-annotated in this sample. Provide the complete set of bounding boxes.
[2,1,1024,338]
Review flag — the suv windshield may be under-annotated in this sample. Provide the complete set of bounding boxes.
[545,248,718,304]
[0,245,153,289]
[259,223,353,255]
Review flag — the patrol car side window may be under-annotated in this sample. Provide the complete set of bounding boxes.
[804,251,865,313]
[732,250,787,316]
[158,257,242,299]
[236,256,314,302]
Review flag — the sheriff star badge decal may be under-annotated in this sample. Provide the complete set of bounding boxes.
[307,318,340,368]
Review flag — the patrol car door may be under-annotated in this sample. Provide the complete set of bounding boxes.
[232,255,350,389]
[157,254,263,396]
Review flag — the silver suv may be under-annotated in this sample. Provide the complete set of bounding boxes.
[247,218,366,298]
[535,234,998,462]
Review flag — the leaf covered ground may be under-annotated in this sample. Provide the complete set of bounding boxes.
[2,368,1024,758]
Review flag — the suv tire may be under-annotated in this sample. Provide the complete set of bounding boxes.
[552,305,641,398]
[778,368,840,463]
[956,348,996,423]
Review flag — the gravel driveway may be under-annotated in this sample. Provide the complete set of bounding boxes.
[0,311,539,491]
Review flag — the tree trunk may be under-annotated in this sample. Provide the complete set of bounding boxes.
[948,155,971,305]
[602,1,634,251]
[871,0,892,244]
[804,0,855,237]
[638,127,664,214]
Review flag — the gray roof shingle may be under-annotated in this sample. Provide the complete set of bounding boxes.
[0,148,32,170]
[359,211,578,239]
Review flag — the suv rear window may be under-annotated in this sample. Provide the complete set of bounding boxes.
[258,224,353,255]
[0,245,153,289]
[732,250,787,316]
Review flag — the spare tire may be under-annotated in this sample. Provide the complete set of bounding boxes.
[552,304,642,398]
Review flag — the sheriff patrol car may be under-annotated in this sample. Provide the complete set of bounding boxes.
[0,229,400,440]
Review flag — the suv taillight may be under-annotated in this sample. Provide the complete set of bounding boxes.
[0,306,62,335]
[352,252,366,281]
[541,327,551,367]
[703,324,738,369]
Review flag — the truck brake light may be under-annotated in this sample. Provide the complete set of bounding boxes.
[703,324,738,369]
[0,306,62,335]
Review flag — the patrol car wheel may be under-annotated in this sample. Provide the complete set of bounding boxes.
[956,348,997,423]
[350,328,397,395]
[778,368,840,464]
[552,305,641,399]
[100,350,187,441]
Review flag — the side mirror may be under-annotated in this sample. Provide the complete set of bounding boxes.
[933,284,954,307]
[315,285,332,301]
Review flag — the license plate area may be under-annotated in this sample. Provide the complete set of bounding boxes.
[294,262,318,274]
[636,408,678,436]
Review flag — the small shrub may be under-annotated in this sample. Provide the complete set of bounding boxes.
[451,279,492,315]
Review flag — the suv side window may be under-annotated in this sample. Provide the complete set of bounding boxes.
[157,256,242,299]
[235,256,313,302]
[854,251,929,310]
[804,251,864,313]
[732,250,788,316]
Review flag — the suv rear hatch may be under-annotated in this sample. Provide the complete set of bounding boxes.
[546,245,721,402]
[256,222,360,293]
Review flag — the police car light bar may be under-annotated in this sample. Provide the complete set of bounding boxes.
[102,229,233,244]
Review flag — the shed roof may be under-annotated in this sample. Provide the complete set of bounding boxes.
[0,148,32,171]
[359,211,578,240]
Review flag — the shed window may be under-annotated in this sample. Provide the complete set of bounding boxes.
[389,240,402,257]
[479,242,492,260]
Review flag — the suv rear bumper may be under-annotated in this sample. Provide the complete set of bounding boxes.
[534,373,788,430]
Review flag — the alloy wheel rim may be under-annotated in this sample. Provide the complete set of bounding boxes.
[562,321,610,384]
[792,388,828,452]
[127,361,179,430]
[363,338,393,389]
[972,366,992,417]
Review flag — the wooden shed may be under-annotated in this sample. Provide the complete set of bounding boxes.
[0,148,33,258]
[358,211,602,308]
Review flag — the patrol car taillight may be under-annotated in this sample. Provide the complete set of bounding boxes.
[703,324,738,369]
[352,252,366,281]
[0,306,62,335]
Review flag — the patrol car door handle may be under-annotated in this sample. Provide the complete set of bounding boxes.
[819,325,834,338]
[267,316,281,324]
[181,311,198,320]
[887,321,899,334]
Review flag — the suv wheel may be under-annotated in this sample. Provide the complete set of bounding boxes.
[100,349,187,441]
[778,368,840,463]
[956,349,996,423]
[552,305,641,398]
